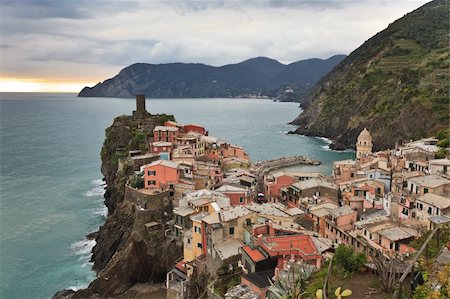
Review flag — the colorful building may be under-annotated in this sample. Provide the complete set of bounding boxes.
[153,125,179,143]
[142,159,180,189]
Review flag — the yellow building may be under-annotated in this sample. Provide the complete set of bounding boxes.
[356,128,373,159]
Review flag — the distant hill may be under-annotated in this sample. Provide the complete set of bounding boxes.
[291,0,449,150]
[78,55,345,102]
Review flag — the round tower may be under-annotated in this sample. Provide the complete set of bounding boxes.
[356,128,373,159]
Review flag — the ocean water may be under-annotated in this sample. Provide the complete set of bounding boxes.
[0,93,354,299]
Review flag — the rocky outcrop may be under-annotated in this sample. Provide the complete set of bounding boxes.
[54,111,181,298]
[78,55,345,104]
[291,0,449,151]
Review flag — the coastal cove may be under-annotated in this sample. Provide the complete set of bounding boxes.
[0,93,354,299]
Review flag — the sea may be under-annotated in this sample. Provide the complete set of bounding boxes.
[0,92,354,299]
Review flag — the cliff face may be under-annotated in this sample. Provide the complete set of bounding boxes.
[78,55,345,103]
[291,0,449,150]
[54,112,181,298]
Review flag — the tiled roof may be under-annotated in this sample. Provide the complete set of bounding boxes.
[417,193,450,209]
[154,126,179,131]
[261,234,319,257]
[242,245,266,262]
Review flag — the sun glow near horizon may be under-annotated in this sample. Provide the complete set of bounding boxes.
[0,78,92,93]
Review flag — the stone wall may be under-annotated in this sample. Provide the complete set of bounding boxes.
[125,185,172,215]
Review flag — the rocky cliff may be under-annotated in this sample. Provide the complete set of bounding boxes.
[78,55,345,103]
[291,0,449,150]
[54,112,182,298]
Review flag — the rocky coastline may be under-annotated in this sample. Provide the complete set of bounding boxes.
[53,111,182,299]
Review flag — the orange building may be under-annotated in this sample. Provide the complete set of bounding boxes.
[183,124,206,135]
[223,144,249,161]
[151,141,173,156]
[143,160,179,189]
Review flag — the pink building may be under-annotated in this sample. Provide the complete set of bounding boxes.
[264,173,295,202]
[215,184,250,206]
[153,126,179,143]
[142,160,179,189]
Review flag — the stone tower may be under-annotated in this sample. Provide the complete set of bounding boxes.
[133,94,147,118]
[356,128,373,159]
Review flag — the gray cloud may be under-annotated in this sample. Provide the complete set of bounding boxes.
[0,0,430,87]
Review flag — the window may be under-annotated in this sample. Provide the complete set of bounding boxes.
[418,203,423,210]
[395,243,400,251]
[147,170,156,176]
[436,209,440,215]
[197,243,202,249]
[147,180,156,186]
[187,238,191,244]
[402,207,409,216]
[239,197,244,203]
[245,219,251,226]
[194,226,201,234]
[428,207,433,215]
[351,173,355,178]
[229,227,235,235]
[390,242,393,250]
[364,229,367,236]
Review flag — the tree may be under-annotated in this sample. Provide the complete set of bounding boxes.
[334,245,366,274]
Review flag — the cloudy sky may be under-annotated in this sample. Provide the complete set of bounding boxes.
[0,0,429,92]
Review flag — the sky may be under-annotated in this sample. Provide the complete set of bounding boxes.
[0,0,430,92]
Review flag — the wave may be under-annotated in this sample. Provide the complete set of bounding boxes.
[70,239,96,256]
[316,136,332,144]
[85,179,106,197]
[91,206,108,218]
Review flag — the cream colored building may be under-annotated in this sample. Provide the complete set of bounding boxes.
[356,128,373,159]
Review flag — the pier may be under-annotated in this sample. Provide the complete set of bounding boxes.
[252,156,321,192]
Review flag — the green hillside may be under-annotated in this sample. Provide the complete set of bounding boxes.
[292,0,449,150]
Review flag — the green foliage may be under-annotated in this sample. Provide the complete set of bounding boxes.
[304,262,329,297]
[154,113,175,126]
[436,128,450,141]
[129,172,144,189]
[268,261,315,299]
[111,152,126,165]
[334,245,366,274]
[129,132,147,151]
[435,148,449,159]
[214,261,243,296]
[410,225,450,260]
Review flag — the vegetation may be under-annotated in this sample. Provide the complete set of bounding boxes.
[410,224,450,260]
[294,0,449,150]
[213,261,243,296]
[268,261,315,299]
[334,245,366,274]
[435,127,449,158]
[129,172,144,189]
[412,265,450,299]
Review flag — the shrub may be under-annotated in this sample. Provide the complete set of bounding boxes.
[334,245,366,274]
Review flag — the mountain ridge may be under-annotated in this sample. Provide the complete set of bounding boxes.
[291,0,449,150]
[78,55,346,101]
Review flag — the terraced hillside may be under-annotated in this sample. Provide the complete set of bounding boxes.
[292,0,449,150]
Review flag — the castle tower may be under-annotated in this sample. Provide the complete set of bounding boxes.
[356,128,373,159]
[133,94,147,118]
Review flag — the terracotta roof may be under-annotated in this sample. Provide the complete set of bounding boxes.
[261,235,319,258]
